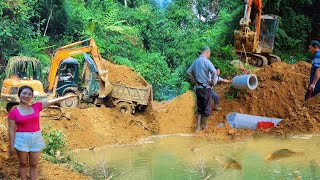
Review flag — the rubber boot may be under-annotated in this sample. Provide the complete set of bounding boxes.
[214,103,222,111]
[195,114,202,132]
[202,116,208,130]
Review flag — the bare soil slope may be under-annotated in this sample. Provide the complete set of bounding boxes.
[1,60,319,178]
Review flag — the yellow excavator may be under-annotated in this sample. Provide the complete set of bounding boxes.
[234,0,281,67]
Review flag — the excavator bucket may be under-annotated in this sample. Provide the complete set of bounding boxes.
[234,27,257,53]
[98,72,113,97]
[82,53,113,98]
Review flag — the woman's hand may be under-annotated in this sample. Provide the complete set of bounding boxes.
[43,94,78,109]
[9,145,16,156]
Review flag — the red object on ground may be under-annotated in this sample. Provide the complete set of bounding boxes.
[257,121,275,129]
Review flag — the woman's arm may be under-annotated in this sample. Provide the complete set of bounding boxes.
[42,94,78,110]
[8,119,16,156]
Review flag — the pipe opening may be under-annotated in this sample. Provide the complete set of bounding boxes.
[248,75,258,90]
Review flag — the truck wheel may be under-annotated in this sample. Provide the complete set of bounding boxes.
[60,92,78,108]
[117,102,132,114]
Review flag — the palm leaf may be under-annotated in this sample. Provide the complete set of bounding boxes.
[5,56,41,78]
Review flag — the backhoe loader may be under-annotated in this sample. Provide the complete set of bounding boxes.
[234,0,281,67]
[1,56,62,119]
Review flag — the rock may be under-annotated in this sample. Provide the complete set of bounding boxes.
[228,129,236,135]
[0,144,7,152]
[64,112,72,120]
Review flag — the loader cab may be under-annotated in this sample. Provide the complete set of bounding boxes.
[259,15,278,53]
[56,58,79,96]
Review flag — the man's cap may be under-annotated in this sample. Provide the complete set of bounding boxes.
[310,40,320,48]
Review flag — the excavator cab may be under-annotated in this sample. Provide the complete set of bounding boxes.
[258,15,278,54]
[56,58,79,97]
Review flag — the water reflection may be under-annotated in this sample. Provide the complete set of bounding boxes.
[73,135,320,180]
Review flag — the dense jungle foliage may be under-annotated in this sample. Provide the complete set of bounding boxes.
[0,0,319,100]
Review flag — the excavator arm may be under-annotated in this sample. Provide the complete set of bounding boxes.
[240,0,262,49]
[235,0,262,53]
[47,38,113,97]
[234,0,280,66]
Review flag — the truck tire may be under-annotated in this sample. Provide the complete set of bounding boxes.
[60,92,78,108]
[117,102,132,114]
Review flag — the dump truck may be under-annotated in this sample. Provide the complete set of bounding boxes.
[81,53,152,114]
[1,38,152,114]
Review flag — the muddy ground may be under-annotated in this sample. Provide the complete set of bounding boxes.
[1,61,320,179]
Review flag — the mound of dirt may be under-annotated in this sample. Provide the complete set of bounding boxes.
[38,106,158,149]
[104,61,148,88]
[269,100,320,135]
[156,61,315,139]
[155,91,196,134]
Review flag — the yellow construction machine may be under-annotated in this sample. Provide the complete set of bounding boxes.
[1,56,62,119]
[1,38,152,115]
[1,38,113,112]
[234,0,281,67]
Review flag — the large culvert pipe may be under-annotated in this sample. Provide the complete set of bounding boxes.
[227,113,283,130]
[232,74,258,90]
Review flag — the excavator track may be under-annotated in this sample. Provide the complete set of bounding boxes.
[238,52,268,67]
[40,106,62,120]
[237,52,281,67]
[266,54,281,64]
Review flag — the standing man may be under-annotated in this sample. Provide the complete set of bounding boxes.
[186,46,217,132]
[211,67,231,111]
[306,40,320,100]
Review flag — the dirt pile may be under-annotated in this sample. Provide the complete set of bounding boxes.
[104,61,148,88]
[223,61,310,119]
[156,61,315,139]
[270,96,320,135]
[154,91,196,134]
[41,107,157,149]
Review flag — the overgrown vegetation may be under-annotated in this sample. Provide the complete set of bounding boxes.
[41,125,115,178]
[41,126,86,173]
[0,0,318,100]
[225,86,248,100]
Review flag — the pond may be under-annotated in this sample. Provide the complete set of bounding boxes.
[73,134,320,180]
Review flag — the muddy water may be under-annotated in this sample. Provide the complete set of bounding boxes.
[73,135,320,179]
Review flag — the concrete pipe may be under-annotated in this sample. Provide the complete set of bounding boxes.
[227,112,283,130]
[232,74,258,90]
